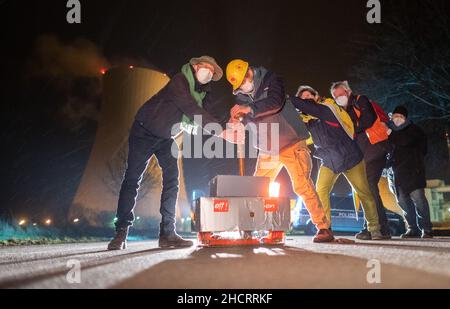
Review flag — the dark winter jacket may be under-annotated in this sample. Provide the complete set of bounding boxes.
[388,122,428,195]
[234,67,310,154]
[346,94,391,163]
[291,97,364,174]
[135,71,220,138]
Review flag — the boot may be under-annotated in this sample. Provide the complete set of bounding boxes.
[159,232,194,249]
[401,228,421,239]
[370,231,385,240]
[107,227,129,251]
[380,226,392,240]
[355,229,372,240]
[313,229,335,243]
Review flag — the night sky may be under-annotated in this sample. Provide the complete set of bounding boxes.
[1,0,448,222]
[2,0,373,90]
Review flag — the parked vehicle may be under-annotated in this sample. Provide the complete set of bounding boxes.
[294,196,406,236]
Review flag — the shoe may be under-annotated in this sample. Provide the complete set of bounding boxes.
[422,231,434,239]
[377,229,392,240]
[380,228,392,240]
[401,229,421,239]
[107,227,129,250]
[159,233,194,248]
[313,229,335,243]
[355,229,372,240]
[370,231,384,240]
[381,233,392,240]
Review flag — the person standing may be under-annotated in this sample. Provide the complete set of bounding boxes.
[387,105,433,238]
[292,86,383,240]
[330,81,392,239]
[225,60,334,243]
[108,56,234,250]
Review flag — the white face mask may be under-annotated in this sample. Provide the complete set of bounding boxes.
[196,68,213,85]
[335,96,349,107]
[393,117,406,127]
[240,80,255,94]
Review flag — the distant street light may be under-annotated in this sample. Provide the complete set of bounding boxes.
[18,219,26,226]
[45,219,52,226]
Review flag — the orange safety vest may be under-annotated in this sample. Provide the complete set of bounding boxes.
[353,96,389,145]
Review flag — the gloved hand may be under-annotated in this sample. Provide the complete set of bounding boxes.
[230,104,252,120]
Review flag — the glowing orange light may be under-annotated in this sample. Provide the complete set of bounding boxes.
[100,68,107,75]
[269,182,281,198]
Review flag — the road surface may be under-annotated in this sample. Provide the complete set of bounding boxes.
[1,236,449,289]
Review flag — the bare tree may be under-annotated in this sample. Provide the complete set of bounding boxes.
[349,0,450,181]
[350,0,450,121]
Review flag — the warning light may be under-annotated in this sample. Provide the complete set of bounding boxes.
[100,68,107,75]
[269,182,280,198]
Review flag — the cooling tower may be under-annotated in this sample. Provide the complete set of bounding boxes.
[70,66,189,227]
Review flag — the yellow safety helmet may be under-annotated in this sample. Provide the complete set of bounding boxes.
[226,59,249,91]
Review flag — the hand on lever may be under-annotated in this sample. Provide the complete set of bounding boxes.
[230,104,252,121]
